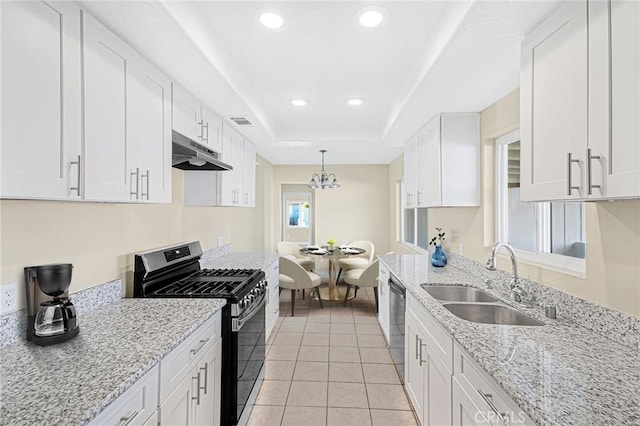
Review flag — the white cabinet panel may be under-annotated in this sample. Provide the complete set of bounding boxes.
[377,264,390,344]
[194,339,222,426]
[405,309,427,423]
[130,60,172,203]
[1,1,82,199]
[172,85,202,143]
[521,0,639,201]
[201,106,224,154]
[82,12,131,202]
[159,366,197,426]
[403,113,479,209]
[265,259,279,340]
[520,1,588,201]
[242,141,256,207]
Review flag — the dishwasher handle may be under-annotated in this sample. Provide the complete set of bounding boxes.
[388,276,405,298]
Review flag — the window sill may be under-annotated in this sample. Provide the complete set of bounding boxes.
[498,249,586,278]
[399,241,429,255]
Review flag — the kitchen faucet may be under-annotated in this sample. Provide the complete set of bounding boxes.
[485,242,533,308]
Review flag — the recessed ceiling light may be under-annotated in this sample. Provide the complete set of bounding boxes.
[290,99,308,107]
[358,7,387,28]
[258,9,285,30]
[347,98,364,106]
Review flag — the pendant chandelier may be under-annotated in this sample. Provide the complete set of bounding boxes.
[308,149,340,190]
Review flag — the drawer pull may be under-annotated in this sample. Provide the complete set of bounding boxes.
[200,362,208,394]
[192,372,201,404]
[191,338,209,356]
[476,389,507,423]
[415,335,421,360]
[119,410,139,426]
[419,340,426,366]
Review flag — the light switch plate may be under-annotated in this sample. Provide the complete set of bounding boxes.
[217,236,224,247]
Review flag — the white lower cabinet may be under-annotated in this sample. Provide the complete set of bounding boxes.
[377,263,390,344]
[158,314,222,426]
[405,293,452,426]
[88,365,159,426]
[90,313,222,426]
[452,343,533,425]
[404,292,534,425]
[265,258,280,340]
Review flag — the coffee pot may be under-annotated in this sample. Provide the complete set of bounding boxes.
[24,264,79,345]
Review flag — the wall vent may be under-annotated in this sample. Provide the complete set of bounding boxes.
[229,116,253,126]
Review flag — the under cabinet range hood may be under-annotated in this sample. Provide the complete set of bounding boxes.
[171,131,233,171]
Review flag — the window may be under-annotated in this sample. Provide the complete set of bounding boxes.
[401,180,430,251]
[287,202,310,227]
[496,130,586,275]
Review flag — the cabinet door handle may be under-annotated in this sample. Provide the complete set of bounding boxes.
[415,335,421,360]
[192,372,201,404]
[586,148,601,195]
[199,362,208,394]
[566,153,580,196]
[190,338,209,356]
[204,122,209,142]
[198,119,204,140]
[130,168,140,200]
[70,155,81,195]
[406,193,412,206]
[476,390,507,423]
[244,192,248,204]
[419,340,426,366]
[119,410,139,426]
[141,170,150,200]
[417,190,422,206]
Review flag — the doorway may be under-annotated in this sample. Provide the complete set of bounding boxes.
[281,184,315,246]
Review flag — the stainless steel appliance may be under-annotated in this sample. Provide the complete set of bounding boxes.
[388,274,405,382]
[172,130,234,171]
[24,264,79,346]
[133,241,266,426]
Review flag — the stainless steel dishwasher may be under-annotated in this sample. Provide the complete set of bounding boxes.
[388,274,406,382]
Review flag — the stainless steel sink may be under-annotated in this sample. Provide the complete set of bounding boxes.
[422,285,499,303]
[443,303,543,326]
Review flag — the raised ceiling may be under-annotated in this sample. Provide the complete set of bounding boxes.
[79,1,561,165]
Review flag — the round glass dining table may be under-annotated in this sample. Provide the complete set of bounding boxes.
[300,246,366,301]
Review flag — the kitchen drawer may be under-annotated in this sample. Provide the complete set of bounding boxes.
[407,293,453,371]
[453,343,533,425]
[88,364,159,426]
[159,313,220,403]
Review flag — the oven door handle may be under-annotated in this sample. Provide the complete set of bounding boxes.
[233,294,266,332]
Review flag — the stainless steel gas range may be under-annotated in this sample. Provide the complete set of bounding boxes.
[133,241,266,426]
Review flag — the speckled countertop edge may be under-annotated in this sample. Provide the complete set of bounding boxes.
[0,298,226,426]
[378,254,640,426]
[200,252,279,270]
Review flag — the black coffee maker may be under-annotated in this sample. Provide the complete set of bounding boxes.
[24,264,79,345]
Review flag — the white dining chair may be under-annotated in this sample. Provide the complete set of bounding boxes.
[278,256,324,316]
[277,241,315,272]
[343,259,380,310]
[336,240,375,283]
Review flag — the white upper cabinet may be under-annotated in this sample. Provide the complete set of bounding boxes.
[83,12,171,203]
[242,140,256,207]
[588,0,640,199]
[82,11,131,202]
[219,126,245,206]
[1,1,82,199]
[172,85,224,154]
[521,0,639,201]
[403,113,480,209]
[129,59,172,203]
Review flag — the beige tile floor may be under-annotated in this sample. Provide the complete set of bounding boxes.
[247,285,418,426]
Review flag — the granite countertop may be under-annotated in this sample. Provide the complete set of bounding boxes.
[201,252,279,270]
[378,254,639,426]
[0,298,226,426]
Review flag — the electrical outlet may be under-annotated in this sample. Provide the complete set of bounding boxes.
[458,243,464,256]
[0,282,19,315]
[217,236,224,247]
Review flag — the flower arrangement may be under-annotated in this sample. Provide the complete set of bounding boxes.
[429,227,445,247]
[326,238,336,247]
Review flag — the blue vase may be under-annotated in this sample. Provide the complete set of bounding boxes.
[431,246,447,267]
